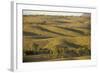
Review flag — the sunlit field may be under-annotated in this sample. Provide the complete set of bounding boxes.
[23,11,91,62]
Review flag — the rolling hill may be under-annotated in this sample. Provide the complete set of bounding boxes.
[23,15,91,62]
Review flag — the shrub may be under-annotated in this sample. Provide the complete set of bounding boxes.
[24,50,33,55]
[78,48,91,56]
[64,50,78,57]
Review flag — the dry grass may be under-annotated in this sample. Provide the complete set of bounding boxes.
[23,15,91,62]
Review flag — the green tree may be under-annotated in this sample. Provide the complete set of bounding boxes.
[32,43,39,51]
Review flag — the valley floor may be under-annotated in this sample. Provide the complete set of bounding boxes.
[23,55,91,62]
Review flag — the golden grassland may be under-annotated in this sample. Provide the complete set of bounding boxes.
[23,15,91,62]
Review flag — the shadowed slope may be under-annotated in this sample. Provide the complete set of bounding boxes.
[23,31,52,39]
[32,25,72,37]
[56,26,86,35]
[23,31,39,36]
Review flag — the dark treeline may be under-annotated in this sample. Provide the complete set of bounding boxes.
[24,43,91,58]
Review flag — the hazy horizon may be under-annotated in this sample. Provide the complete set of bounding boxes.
[23,10,86,16]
